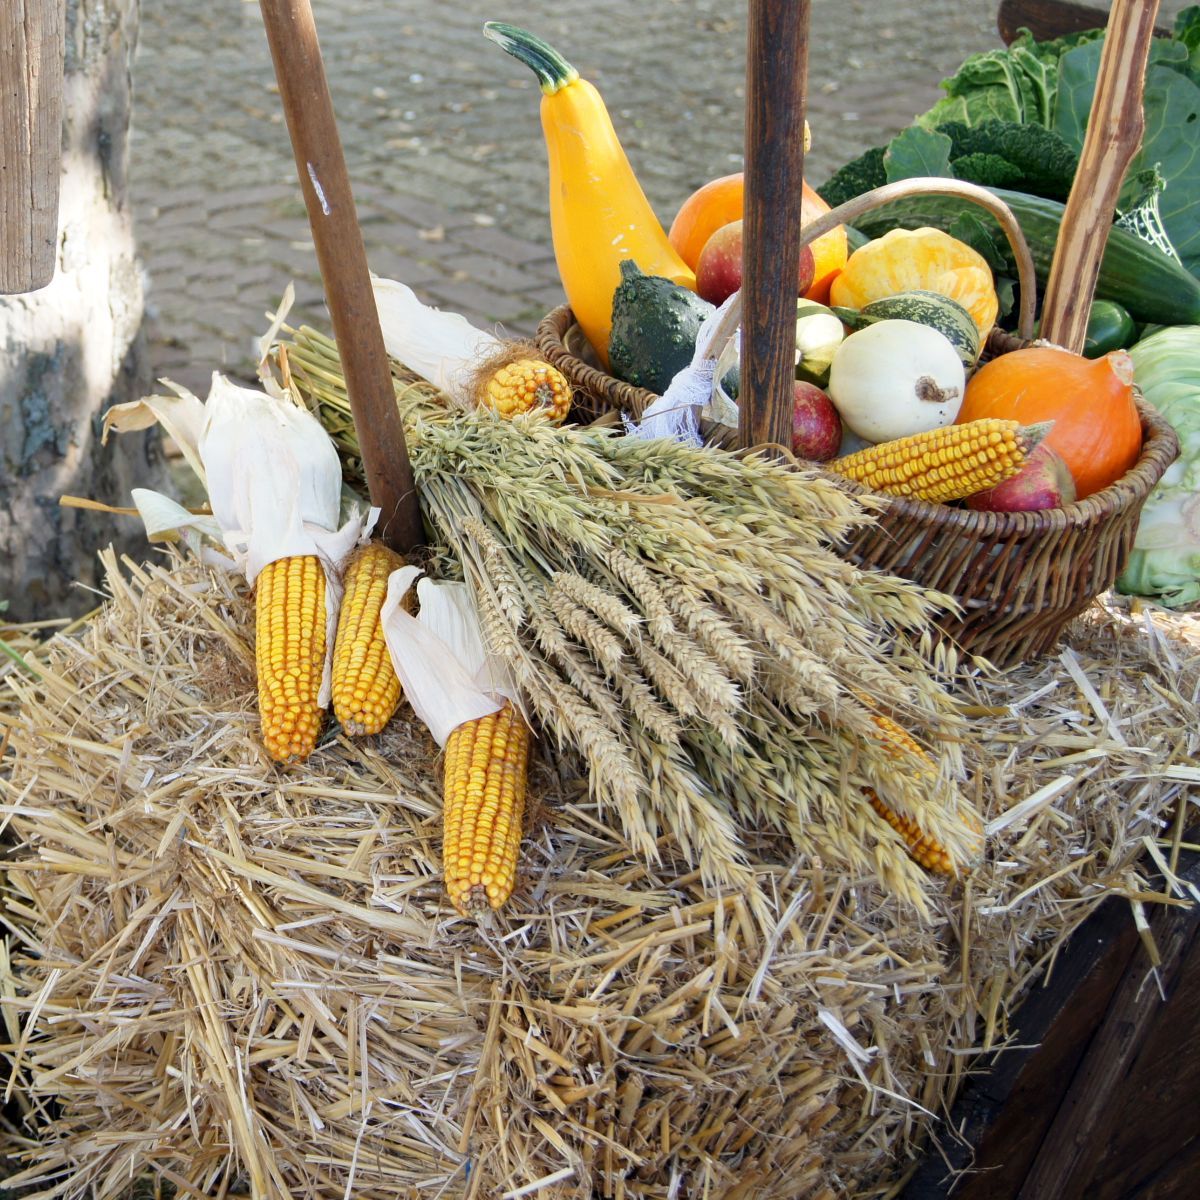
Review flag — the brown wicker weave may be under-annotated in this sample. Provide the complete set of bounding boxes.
[534,305,1180,667]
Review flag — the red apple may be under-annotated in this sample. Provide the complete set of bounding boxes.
[696,220,817,305]
[966,443,1077,512]
[792,381,842,462]
[796,242,816,296]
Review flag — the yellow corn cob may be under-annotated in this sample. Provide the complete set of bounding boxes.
[331,542,407,735]
[865,706,935,772]
[830,419,1049,503]
[256,554,327,764]
[866,705,983,834]
[442,700,531,916]
[858,698,968,876]
[865,789,955,876]
[482,359,572,423]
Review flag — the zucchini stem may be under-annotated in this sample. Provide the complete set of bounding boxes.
[483,21,579,94]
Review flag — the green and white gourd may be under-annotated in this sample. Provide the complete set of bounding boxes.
[833,290,982,370]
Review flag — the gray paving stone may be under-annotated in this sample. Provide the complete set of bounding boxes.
[132,0,1194,383]
[439,253,559,296]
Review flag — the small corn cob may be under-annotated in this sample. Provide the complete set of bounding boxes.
[256,554,327,764]
[865,789,955,876]
[830,419,1050,503]
[442,699,531,916]
[858,698,963,876]
[331,542,407,735]
[482,360,572,423]
[865,705,935,771]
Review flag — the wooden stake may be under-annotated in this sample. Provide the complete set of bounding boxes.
[1038,0,1161,353]
[0,0,65,294]
[740,0,810,452]
[259,0,423,554]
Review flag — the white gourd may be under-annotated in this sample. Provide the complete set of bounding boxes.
[827,319,966,443]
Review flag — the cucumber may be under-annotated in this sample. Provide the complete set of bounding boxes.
[608,260,714,395]
[851,188,1200,328]
[833,290,981,369]
[1082,300,1136,358]
[1034,298,1137,356]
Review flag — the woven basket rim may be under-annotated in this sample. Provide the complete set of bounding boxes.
[536,302,1181,535]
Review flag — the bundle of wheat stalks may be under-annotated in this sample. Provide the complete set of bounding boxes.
[276,327,982,908]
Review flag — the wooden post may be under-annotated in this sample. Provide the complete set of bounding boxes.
[1038,0,1161,353]
[740,0,810,452]
[259,0,423,554]
[0,0,65,294]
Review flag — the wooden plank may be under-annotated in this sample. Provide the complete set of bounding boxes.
[739,0,810,453]
[901,892,1140,1199]
[1112,1135,1200,1200]
[0,0,65,294]
[1018,850,1200,1200]
[258,0,423,554]
[904,841,1200,1200]
[1088,936,1200,1199]
[996,0,1172,43]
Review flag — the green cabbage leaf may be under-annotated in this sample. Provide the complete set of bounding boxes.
[1119,327,1200,607]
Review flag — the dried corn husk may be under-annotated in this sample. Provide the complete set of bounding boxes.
[372,274,501,404]
[380,564,515,745]
[105,372,368,702]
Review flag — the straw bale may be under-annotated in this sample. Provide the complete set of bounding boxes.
[1,548,1196,1199]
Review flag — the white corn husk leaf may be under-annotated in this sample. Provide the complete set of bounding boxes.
[101,382,208,483]
[372,275,501,405]
[130,488,222,545]
[257,281,296,375]
[380,565,517,747]
[624,292,739,445]
[198,374,358,584]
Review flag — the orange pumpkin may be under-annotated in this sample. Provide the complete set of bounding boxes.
[956,347,1142,499]
[668,173,848,303]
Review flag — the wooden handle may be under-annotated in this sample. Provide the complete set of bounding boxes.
[1039,0,1161,353]
[259,0,423,554]
[706,177,1039,383]
[0,0,65,294]
[739,0,811,452]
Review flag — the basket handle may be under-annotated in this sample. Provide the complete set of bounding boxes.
[704,176,1039,363]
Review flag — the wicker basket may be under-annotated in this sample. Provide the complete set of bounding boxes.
[534,181,1181,667]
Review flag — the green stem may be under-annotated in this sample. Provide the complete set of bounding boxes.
[482,22,579,94]
[0,636,41,680]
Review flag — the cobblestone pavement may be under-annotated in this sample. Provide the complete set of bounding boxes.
[128,1,1162,393]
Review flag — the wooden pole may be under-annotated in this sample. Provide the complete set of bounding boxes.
[1038,0,1160,353]
[739,0,811,452]
[0,0,65,294]
[259,0,423,554]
